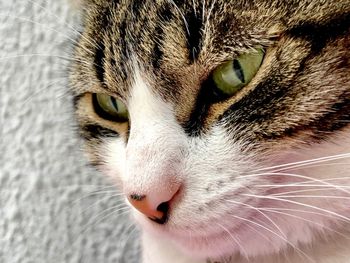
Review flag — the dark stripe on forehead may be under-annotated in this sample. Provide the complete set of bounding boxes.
[104,3,131,86]
[172,0,204,62]
[151,3,175,70]
[94,42,106,85]
[130,0,144,18]
[150,0,203,67]
[287,13,350,54]
[92,4,114,87]
[118,18,128,59]
[185,6,203,62]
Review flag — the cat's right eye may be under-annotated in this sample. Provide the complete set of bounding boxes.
[93,93,129,122]
[212,48,264,99]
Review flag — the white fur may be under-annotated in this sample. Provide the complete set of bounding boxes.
[99,68,350,263]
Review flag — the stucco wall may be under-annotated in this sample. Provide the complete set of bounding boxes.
[1,1,140,262]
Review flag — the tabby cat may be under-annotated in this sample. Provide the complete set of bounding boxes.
[70,0,350,262]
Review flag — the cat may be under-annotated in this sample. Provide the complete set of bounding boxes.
[69,0,350,262]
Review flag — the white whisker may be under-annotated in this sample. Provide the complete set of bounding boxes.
[237,172,350,195]
[0,53,96,70]
[2,14,94,55]
[217,222,249,259]
[67,205,130,258]
[120,225,139,256]
[76,205,130,239]
[226,199,286,238]
[257,207,349,224]
[271,194,350,200]
[26,0,99,50]
[259,208,350,240]
[228,213,315,262]
[23,79,66,105]
[270,187,348,196]
[192,0,197,17]
[80,194,125,215]
[167,0,190,37]
[244,194,350,224]
[255,153,350,172]
[202,0,206,22]
[71,189,122,205]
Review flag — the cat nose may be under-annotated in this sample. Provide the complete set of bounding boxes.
[127,187,180,224]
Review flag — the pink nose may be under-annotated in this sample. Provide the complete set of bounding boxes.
[127,186,180,224]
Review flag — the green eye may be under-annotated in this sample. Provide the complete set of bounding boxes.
[212,49,264,97]
[93,93,128,122]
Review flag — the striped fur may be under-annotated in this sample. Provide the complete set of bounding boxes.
[69,1,350,262]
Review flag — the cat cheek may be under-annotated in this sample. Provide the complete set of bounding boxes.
[98,138,127,187]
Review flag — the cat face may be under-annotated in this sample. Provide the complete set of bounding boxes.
[70,0,350,260]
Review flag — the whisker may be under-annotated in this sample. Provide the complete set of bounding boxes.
[23,79,66,105]
[70,188,122,204]
[257,207,349,224]
[0,184,117,195]
[271,194,350,200]
[192,0,197,17]
[79,194,125,215]
[69,207,130,259]
[216,222,249,259]
[257,184,343,188]
[225,199,286,238]
[167,0,190,37]
[270,187,348,196]
[237,172,350,195]
[0,53,95,70]
[26,0,99,50]
[256,175,350,194]
[242,222,275,246]
[244,194,350,224]
[76,205,130,240]
[202,0,206,22]
[71,191,123,205]
[2,14,94,55]
[258,183,350,189]
[255,153,350,173]
[0,54,75,63]
[287,162,350,171]
[120,224,139,257]
[259,208,350,240]
[228,213,315,263]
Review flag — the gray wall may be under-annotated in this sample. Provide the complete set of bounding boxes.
[1,1,139,262]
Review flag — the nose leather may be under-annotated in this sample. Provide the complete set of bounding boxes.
[128,196,164,220]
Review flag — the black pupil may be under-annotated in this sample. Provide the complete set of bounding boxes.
[110,97,119,112]
[232,59,245,83]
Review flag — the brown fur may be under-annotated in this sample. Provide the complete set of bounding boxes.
[70,0,350,172]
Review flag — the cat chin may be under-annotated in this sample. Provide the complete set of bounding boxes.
[133,208,289,260]
[133,193,349,261]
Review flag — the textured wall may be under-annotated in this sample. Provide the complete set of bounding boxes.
[0,1,140,262]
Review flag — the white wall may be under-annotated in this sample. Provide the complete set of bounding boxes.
[0,1,139,262]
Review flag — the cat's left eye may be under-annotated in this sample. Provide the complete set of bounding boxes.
[212,48,264,98]
[93,93,129,122]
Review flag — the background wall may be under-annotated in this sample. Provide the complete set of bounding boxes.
[0,1,140,262]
